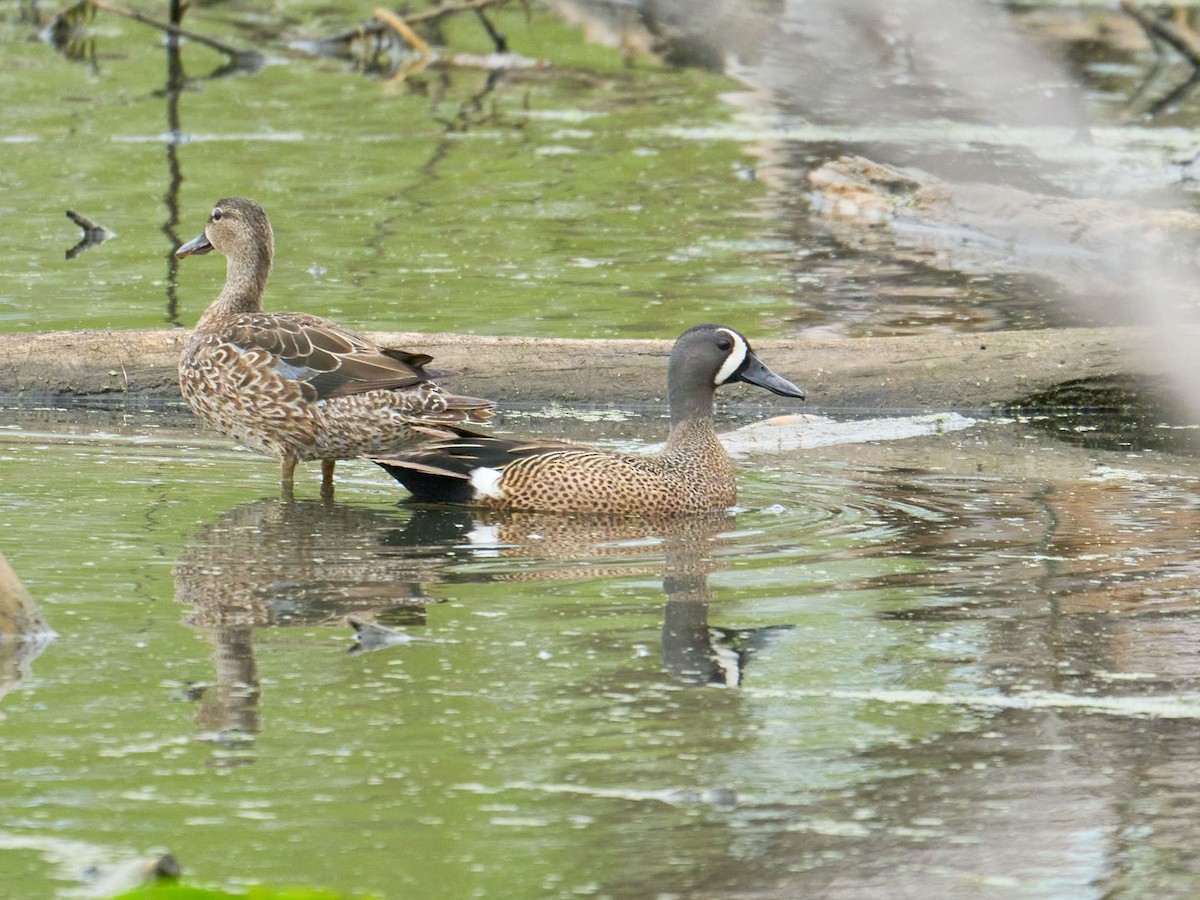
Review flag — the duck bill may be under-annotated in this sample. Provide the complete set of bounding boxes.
[738,353,807,400]
[175,232,214,259]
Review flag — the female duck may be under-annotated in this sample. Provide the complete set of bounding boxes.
[175,197,493,498]
[373,324,805,516]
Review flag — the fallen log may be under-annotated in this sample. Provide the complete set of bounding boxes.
[0,325,1175,412]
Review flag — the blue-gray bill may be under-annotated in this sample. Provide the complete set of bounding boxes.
[737,352,806,400]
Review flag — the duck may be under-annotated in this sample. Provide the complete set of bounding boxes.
[373,324,805,515]
[174,197,493,498]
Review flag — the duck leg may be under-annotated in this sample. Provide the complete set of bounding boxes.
[280,455,298,500]
[320,459,336,500]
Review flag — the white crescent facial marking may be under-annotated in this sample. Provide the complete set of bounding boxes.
[712,328,749,386]
[469,467,505,500]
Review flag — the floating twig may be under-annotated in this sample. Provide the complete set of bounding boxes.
[373,7,432,58]
[65,209,112,260]
[371,7,433,79]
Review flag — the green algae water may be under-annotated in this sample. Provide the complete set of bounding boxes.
[0,1,790,340]
[8,1,1200,896]
[6,410,1200,897]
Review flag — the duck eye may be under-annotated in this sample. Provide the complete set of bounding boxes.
[211,208,223,221]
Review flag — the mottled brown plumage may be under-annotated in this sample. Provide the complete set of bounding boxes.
[175,197,492,497]
[374,324,806,515]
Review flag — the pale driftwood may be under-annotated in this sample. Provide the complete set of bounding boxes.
[0,325,1171,411]
[807,156,1200,327]
[808,156,1200,270]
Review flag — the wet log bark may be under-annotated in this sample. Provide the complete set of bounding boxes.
[0,325,1174,412]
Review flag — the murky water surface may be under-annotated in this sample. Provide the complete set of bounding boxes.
[3,0,1198,342]
[6,0,1200,897]
[5,410,1200,897]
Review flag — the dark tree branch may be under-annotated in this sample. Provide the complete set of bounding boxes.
[1121,0,1200,69]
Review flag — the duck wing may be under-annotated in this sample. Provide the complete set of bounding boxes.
[373,425,584,503]
[223,312,455,400]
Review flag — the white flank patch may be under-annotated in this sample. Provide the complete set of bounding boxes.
[469,467,506,500]
[467,524,501,545]
[712,328,748,385]
[712,636,742,687]
[466,523,502,558]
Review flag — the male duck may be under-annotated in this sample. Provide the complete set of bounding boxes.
[175,197,493,497]
[373,324,805,515]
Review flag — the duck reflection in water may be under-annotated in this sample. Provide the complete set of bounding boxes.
[659,554,793,688]
[173,499,792,761]
[397,507,793,687]
[173,498,444,762]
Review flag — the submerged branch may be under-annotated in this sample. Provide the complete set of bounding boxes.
[373,7,432,57]
[1121,0,1200,69]
[46,0,256,67]
[371,7,433,79]
[48,0,531,81]
[90,0,231,53]
[324,0,517,48]
[299,0,543,81]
